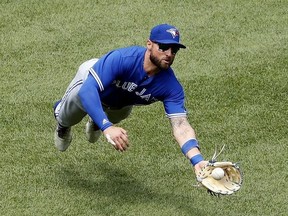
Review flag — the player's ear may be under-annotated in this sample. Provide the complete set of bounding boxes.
[146,40,153,50]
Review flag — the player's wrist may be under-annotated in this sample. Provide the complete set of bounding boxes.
[181,139,204,166]
[100,122,113,131]
[181,139,199,155]
[190,154,204,166]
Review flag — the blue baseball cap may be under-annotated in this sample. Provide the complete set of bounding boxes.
[149,24,186,49]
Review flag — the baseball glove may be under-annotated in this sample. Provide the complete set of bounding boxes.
[195,145,243,196]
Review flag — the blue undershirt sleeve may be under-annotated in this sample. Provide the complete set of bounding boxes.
[78,74,113,131]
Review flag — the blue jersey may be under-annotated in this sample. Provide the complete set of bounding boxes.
[79,46,187,130]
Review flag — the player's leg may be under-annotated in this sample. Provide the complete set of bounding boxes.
[105,105,133,124]
[85,116,102,143]
[54,84,87,151]
[54,58,98,151]
[85,105,133,143]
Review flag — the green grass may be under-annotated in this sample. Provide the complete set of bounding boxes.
[1,0,287,215]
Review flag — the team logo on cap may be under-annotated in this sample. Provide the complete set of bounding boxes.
[166,28,179,38]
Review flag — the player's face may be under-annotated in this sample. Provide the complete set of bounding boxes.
[150,42,179,70]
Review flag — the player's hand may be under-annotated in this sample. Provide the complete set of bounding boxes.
[103,126,129,152]
[194,160,208,175]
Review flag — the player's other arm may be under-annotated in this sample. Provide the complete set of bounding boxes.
[169,116,207,171]
[78,74,129,151]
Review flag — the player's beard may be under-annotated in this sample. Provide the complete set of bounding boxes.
[150,53,174,70]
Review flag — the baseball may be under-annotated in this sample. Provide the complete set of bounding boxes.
[211,168,225,180]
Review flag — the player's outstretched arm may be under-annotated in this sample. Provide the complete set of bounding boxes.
[170,117,243,196]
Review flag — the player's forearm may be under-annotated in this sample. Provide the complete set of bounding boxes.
[78,76,112,131]
[170,117,204,166]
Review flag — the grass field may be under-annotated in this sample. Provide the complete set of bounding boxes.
[1,0,287,215]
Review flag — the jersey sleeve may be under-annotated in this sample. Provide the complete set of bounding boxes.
[163,85,187,118]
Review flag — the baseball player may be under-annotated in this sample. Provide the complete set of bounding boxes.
[53,24,207,172]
